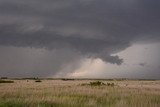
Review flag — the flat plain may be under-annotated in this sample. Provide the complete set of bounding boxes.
[0,79,160,107]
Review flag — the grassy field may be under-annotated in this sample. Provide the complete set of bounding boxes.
[0,79,160,107]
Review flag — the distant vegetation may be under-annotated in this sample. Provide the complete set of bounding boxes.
[81,81,115,87]
[35,80,42,82]
[89,81,106,86]
[0,79,14,83]
[61,78,75,81]
[107,82,115,87]
[1,77,8,79]
[34,78,42,82]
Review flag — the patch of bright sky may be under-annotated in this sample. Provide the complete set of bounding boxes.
[69,43,160,79]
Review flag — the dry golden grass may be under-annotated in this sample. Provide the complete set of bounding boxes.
[0,80,160,107]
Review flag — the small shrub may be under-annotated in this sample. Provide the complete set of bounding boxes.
[61,78,75,81]
[89,81,106,86]
[107,83,114,87]
[35,80,42,82]
[0,79,14,83]
[1,77,8,79]
[81,81,115,87]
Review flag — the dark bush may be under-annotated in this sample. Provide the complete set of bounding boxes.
[89,81,106,86]
[35,80,42,82]
[0,79,14,83]
[1,77,8,79]
[81,81,115,87]
[107,83,114,87]
[61,78,75,81]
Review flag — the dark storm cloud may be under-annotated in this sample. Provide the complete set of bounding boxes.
[0,0,160,76]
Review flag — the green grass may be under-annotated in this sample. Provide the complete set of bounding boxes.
[0,101,69,107]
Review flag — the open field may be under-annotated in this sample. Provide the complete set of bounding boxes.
[0,79,160,107]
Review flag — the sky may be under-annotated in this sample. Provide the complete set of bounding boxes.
[0,0,160,79]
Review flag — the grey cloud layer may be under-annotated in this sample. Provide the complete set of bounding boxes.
[0,46,83,77]
[0,0,160,68]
